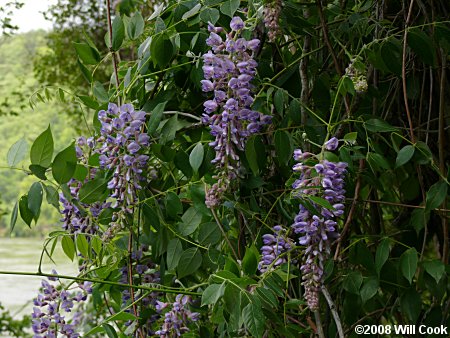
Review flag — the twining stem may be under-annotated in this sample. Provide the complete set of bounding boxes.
[0,270,200,296]
[438,51,448,264]
[321,286,344,338]
[402,0,416,143]
[316,0,350,113]
[106,0,121,94]
[127,230,145,338]
[314,310,326,338]
[210,207,239,260]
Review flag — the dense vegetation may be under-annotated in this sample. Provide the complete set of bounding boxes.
[1,0,449,337]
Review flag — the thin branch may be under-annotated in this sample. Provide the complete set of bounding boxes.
[321,286,344,338]
[0,270,200,295]
[438,50,448,263]
[401,0,416,143]
[106,0,121,95]
[127,231,145,338]
[314,310,326,338]
[210,207,239,260]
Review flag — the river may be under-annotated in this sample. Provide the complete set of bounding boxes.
[0,237,77,319]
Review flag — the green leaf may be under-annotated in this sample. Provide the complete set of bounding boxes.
[242,246,259,276]
[73,164,88,182]
[77,59,93,83]
[61,236,76,261]
[400,288,421,322]
[198,222,221,246]
[111,15,125,51]
[165,192,182,216]
[360,277,379,304]
[179,207,202,236]
[76,234,89,258]
[243,301,265,338]
[182,3,201,20]
[43,184,60,211]
[407,28,437,66]
[365,119,397,133]
[7,137,28,167]
[274,130,292,165]
[29,165,48,180]
[159,115,179,144]
[199,8,220,25]
[410,208,429,233]
[98,208,114,225]
[30,125,54,168]
[93,81,109,103]
[423,260,445,283]
[73,42,100,65]
[245,136,259,175]
[400,248,418,284]
[126,12,145,40]
[344,132,357,143]
[375,238,390,275]
[147,102,166,134]
[19,195,33,227]
[308,195,335,211]
[150,34,173,68]
[425,181,447,212]
[78,177,108,204]
[10,201,18,233]
[174,151,193,178]
[274,89,284,114]
[189,143,204,173]
[166,239,183,271]
[220,0,240,18]
[380,39,402,75]
[106,311,138,323]
[201,283,225,306]
[367,152,391,170]
[255,287,278,309]
[343,271,363,294]
[52,143,77,184]
[177,248,202,278]
[395,145,415,168]
[103,323,118,338]
[28,182,43,221]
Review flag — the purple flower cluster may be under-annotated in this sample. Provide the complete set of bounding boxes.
[96,103,150,212]
[32,272,92,338]
[201,17,271,207]
[155,295,200,337]
[290,139,347,310]
[59,177,110,235]
[263,0,282,42]
[258,225,294,273]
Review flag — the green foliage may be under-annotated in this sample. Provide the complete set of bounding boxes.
[2,0,450,336]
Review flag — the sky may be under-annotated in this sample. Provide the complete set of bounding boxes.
[1,0,57,33]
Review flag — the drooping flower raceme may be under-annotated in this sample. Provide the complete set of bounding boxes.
[94,103,152,240]
[31,272,92,338]
[263,0,283,42]
[258,224,295,273]
[155,294,200,337]
[201,17,271,207]
[96,103,150,212]
[290,140,347,311]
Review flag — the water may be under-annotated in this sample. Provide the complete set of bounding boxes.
[0,237,77,318]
